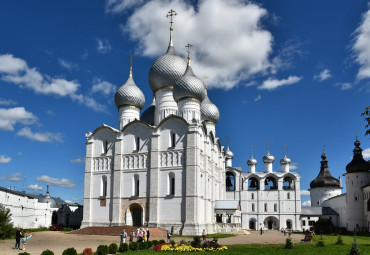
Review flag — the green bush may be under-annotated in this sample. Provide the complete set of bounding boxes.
[159,239,166,244]
[336,235,344,245]
[118,242,129,253]
[191,236,202,248]
[108,243,118,254]
[0,204,14,239]
[138,241,147,250]
[41,249,55,255]
[17,252,30,255]
[129,242,138,251]
[146,241,153,248]
[348,237,361,255]
[285,237,293,249]
[96,245,108,255]
[62,248,77,255]
[152,240,159,245]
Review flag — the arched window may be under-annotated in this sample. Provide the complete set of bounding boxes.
[264,203,267,212]
[274,203,277,212]
[226,172,235,191]
[264,176,277,190]
[101,175,107,197]
[170,132,176,148]
[168,172,175,196]
[133,175,139,196]
[135,136,140,151]
[252,203,255,212]
[248,177,259,190]
[283,177,294,190]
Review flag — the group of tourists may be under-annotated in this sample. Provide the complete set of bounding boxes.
[14,228,31,251]
[121,228,150,243]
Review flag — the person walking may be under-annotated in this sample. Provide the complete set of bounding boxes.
[202,229,206,241]
[146,228,150,242]
[167,230,171,243]
[14,228,22,249]
[21,230,30,251]
[260,227,263,235]
[120,229,127,243]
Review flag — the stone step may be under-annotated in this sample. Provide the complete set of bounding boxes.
[71,226,167,238]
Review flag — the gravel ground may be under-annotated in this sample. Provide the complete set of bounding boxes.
[0,231,305,254]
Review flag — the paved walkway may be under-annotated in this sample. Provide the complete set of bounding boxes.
[0,231,305,254]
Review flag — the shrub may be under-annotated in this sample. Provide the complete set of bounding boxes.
[96,245,108,255]
[348,237,361,255]
[336,235,344,245]
[313,218,334,234]
[129,242,138,251]
[108,243,118,254]
[139,241,147,250]
[191,236,202,248]
[0,204,14,239]
[62,248,77,255]
[159,239,166,244]
[41,249,55,255]
[17,253,30,255]
[118,243,129,253]
[82,248,93,255]
[285,237,293,249]
[152,240,159,245]
[146,241,153,248]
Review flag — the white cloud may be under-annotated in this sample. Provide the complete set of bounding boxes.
[71,157,85,163]
[363,148,370,159]
[314,69,332,81]
[16,127,63,143]
[0,155,11,164]
[119,0,274,90]
[0,107,37,131]
[258,76,302,90]
[302,200,311,207]
[106,0,145,13]
[0,54,107,112]
[58,58,79,71]
[36,175,77,188]
[353,6,370,80]
[9,173,24,182]
[0,99,16,106]
[253,94,262,102]
[0,176,6,181]
[337,82,352,90]
[28,184,43,191]
[92,79,117,95]
[96,39,112,54]
[290,162,298,170]
[301,190,310,196]
[46,110,54,115]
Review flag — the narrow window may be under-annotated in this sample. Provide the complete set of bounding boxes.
[252,203,255,212]
[287,192,291,199]
[102,176,107,197]
[103,141,108,154]
[171,177,175,195]
[274,203,277,212]
[251,193,254,200]
[302,220,306,226]
[136,179,140,196]
[264,203,267,212]
[171,132,176,147]
[136,137,140,151]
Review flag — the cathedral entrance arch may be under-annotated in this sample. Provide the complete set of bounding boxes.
[249,218,257,230]
[286,220,292,229]
[126,203,143,226]
[264,216,279,230]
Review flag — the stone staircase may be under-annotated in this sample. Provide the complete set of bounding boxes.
[70,226,167,237]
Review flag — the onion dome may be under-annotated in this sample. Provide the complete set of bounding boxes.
[114,66,145,110]
[225,147,234,159]
[263,152,275,163]
[247,157,257,166]
[310,152,340,189]
[148,12,187,92]
[201,93,220,124]
[346,138,370,173]
[173,45,206,102]
[141,97,156,126]
[280,155,291,165]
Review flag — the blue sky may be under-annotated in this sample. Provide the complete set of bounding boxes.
[0,0,369,206]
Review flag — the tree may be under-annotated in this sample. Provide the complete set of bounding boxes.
[0,203,14,239]
[362,106,370,136]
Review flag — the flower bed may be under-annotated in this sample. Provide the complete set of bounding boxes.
[153,243,228,252]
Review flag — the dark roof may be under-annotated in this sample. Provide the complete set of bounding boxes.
[140,100,155,126]
[310,152,340,189]
[346,138,370,173]
[301,207,339,216]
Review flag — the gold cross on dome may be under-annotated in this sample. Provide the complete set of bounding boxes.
[185,43,192,60]
[166,9,177,30]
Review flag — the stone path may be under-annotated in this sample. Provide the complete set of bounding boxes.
[0,231,305,254]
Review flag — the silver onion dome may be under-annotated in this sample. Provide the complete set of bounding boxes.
[173,65,206,102]
[247,157,257,166]
[148,46,187,92]
[114,70,145,110]
[225,147,234,159]
[280,155,291,165]
[201,94,220,124]
[263,152,275,163]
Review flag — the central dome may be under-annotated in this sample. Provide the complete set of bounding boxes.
[173,66,206,102]
[148,46,187,92]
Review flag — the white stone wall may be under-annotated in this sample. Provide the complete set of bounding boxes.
[310,187,342,207]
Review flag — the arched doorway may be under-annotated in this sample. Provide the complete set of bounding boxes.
[264,216,279,230]
[286,220,292,229]
[127,203,143,227]
[52,211,58,225]
[249,218,257,230]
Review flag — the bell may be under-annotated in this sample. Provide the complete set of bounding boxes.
[226,177,232,188]
[250,181,257,188]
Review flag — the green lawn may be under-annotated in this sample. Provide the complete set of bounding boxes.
[108,235,370,255]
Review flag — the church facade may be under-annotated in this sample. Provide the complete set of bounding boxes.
[81,10,302,235]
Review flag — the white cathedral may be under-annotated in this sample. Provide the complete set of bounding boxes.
[81,10,302,235]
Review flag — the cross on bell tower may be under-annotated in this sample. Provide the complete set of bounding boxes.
[185,43,192,65]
